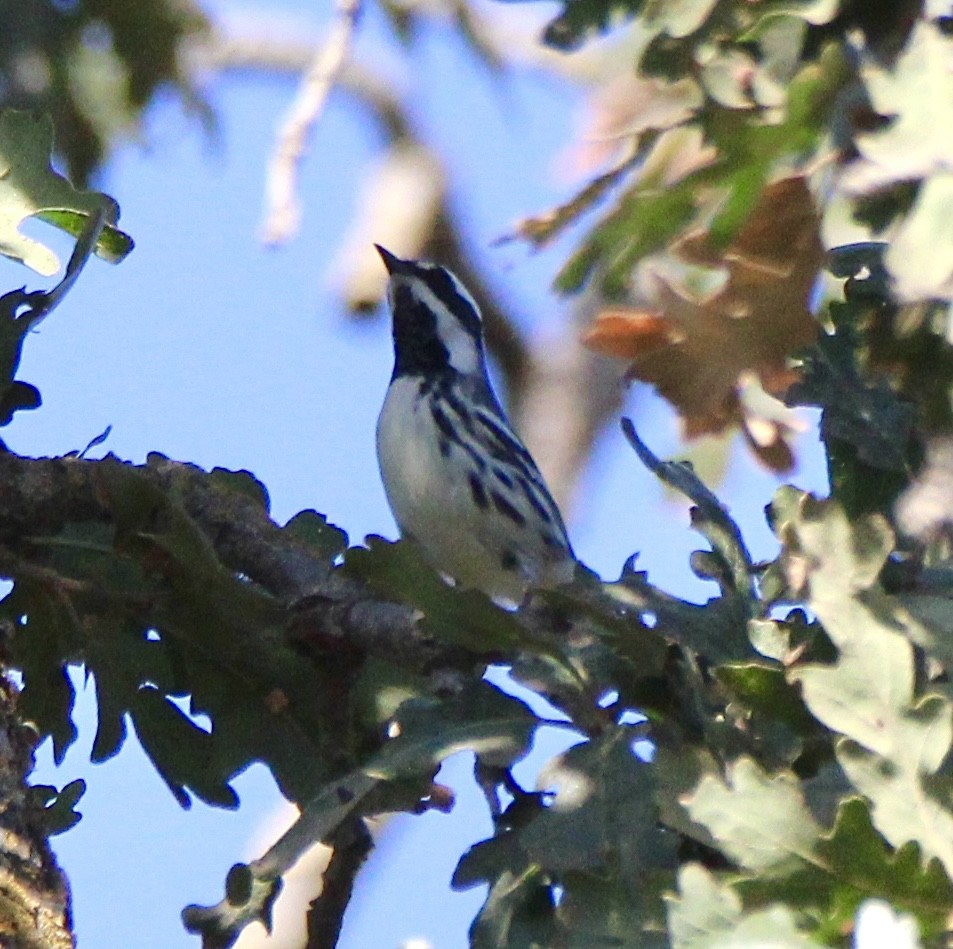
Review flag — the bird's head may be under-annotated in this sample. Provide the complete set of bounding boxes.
[375,244,486,379]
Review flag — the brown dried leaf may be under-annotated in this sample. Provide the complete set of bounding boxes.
[738,375,803,474]
[581,307,682,359]
[583,176,821,436]
[743,425,796,472]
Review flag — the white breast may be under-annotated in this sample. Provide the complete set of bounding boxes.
[375,377,522,599]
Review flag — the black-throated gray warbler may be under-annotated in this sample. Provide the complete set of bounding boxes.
[375,245,576,602]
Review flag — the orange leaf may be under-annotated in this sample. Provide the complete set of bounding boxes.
[581,308,681,359]
[584,175,821,435]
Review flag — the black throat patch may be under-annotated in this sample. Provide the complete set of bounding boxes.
[391,284,452,379]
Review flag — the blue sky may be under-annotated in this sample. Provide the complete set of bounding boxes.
[9,1,828,945]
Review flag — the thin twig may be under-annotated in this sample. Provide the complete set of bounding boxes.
[261,0,363,246]
[305,819,372,949]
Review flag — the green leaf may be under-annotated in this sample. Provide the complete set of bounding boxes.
[772,490,894,603]
[885,171,953,301]
[840,22,953,300]
[747,16,809,106]
[522,729,672,877]
[344,536,535,653]
[734,796,953,940]
[130,686,239,809]
[98,461,286,642]
[9,521,177,767]
[609,565,752,664]
[381,681,537,775]
[793,654,950,773]
[847,21,953,193]
[715,663,818,739]
[41,778,86,836]
[896,583,953,675]
[182,652,335,806]
[776,495,953,771]
[838,742,953,880]
[701,48,760,108]
[459,729,672,947]
[0,111,133,274]
[667,864,742,949]
[621,419,754,596]
[469,866,555,949]
[555,128,703,294]
[557,43,848,295]
[188,681,537,948]
[646,0,719,38]
[816,798,953,934]
[2,580,79,763]
[786,317,915,491]
[209,467,270,510]
[703,43,848,248]
[607,421,755,664]
[87,615,176,764]
[455,828,532,892]
[668,864,819,948]
[743,0,840,34]
[37,208,132,265]
[539,0,644,51]
[746,618,790,662]
[347,658,431,735]
[685,757,820,872]
[75,462,361,806]
[535,576,670,691]
[0,287,50,430]
[102,461,227,578]
[772,492,953,882]
[0,381,40,425]
[695,906,818,947]
[283,509,348,561]
[827,242,890,283]
[556,874,667,948]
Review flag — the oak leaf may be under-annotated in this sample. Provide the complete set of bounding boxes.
[583,176,821,468]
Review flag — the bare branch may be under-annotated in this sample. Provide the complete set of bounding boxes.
[260,0,364,246]
[305,818,372,949]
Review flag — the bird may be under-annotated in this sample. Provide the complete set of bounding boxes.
[374,244,576,603]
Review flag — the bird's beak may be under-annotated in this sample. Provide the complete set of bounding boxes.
[374,244,408,276]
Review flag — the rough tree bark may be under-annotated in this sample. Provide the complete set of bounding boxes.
[0,663,74,949]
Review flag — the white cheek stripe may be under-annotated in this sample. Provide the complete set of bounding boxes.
[401,276,483,377]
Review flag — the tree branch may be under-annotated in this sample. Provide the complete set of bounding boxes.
[305,818,372,949]
[0,452,449,674]
[260,0,364,246]
[0,451,618,733]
